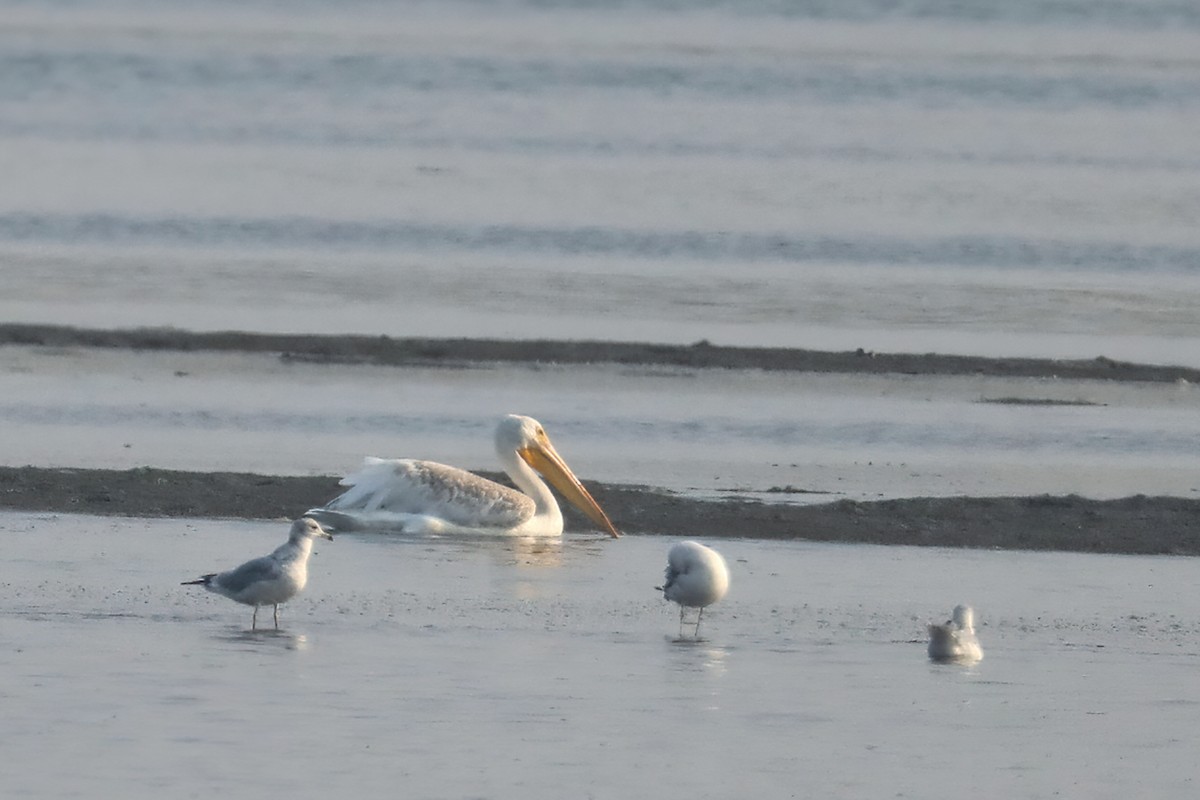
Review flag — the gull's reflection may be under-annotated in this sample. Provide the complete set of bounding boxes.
[666,637,729,679]
[663,638,728,712]
[218,627,309,651]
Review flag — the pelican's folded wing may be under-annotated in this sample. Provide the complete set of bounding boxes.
[323,458,536,528]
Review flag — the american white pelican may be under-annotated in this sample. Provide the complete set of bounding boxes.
[927,604,984,664]
[306,414,620,538]
[182,517,333,630]
[658,540,730,638]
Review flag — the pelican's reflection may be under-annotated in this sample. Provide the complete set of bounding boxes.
[501,536,565,600]
[417,532,566,569]
[506,535,564,569]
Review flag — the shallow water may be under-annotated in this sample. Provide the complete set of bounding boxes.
[2,512,1197,798]
[5,346,1200,503]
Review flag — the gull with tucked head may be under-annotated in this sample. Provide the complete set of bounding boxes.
[658,540,730,639]
[927,604,984,664]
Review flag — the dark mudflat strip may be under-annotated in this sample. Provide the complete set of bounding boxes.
[3,323,1199,382]
[3,466,1198,556]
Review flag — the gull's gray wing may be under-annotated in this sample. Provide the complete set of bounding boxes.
[213,555,280,594]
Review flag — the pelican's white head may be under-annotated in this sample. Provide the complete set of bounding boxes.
[494,414,621,538]
[952,604,974,630]
[495,414,542,454]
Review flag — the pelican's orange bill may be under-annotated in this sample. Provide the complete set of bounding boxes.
[519,444,621,538]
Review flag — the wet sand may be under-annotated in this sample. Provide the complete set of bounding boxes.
[3,466,1198,556]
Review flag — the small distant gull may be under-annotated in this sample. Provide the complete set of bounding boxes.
[182,517,333,630]
[928,604,984,664]
[657,540,730,638]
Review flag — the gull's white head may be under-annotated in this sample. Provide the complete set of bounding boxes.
[295,517,334,541]
[952,604,974,630]
[495,414,621,538]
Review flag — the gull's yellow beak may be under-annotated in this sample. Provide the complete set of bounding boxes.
[518,435,621,539]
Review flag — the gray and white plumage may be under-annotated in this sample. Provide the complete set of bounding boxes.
[182,517,333,629]
[306,414,620,538]
[928,604,984,664]
[657,540,730,638]
[312,458,533,530]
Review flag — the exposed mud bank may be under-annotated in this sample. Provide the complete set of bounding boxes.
[3,323,1199,382]
[3,466,1198,556]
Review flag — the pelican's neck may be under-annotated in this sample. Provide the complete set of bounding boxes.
[500,447,563,527]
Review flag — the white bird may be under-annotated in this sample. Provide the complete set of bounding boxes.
[182,517,333,630]
[927,604,984,664]
[306,414,620,538]
[657,540,730,638]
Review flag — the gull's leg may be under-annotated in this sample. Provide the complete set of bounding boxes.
[252,605,259,630]
[273,604,280,629]
[678,606,686,639]
[695,606,705,638]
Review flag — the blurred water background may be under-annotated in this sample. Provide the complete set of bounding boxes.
[1,0,1199,364]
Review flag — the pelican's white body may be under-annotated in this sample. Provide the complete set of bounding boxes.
[927,604,984,664]
[310,456,549,535]
[307,415,617,537]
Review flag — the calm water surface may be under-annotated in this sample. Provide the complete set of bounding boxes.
[2,512,1197,798]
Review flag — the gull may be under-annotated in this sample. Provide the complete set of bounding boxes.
[657,540,730,638]
[928,604,984,664]
[182,517,333,629]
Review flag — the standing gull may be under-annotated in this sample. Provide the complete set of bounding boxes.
[927,604,984,664]
[657,540,730,638]
[307,414,620,538]
[182,517,333,629]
